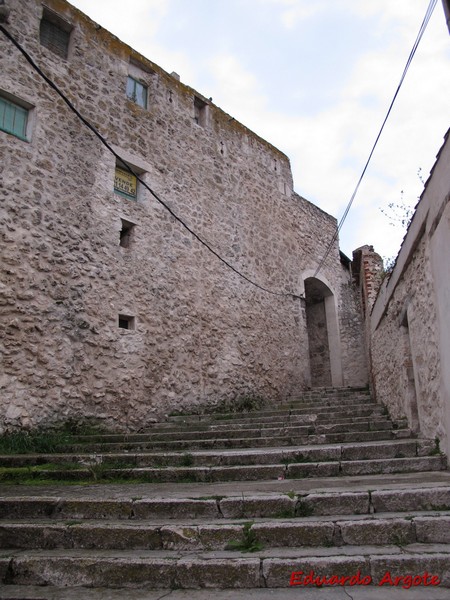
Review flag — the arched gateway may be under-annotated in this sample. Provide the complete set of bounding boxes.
[303,275,343,388]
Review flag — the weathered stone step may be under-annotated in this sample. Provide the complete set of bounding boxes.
[74,409,388,437]
[2,513,450,551]
[284,398,377,411]
[0,439,426,469]
[0,456,444,484]
[63,429,413,453]
[53,419,399,448]
[1,586,449,600]
[1,546,450,587]
[56,415,400,446]
[2,486,450,521]
[296,394,373,404]
[167,401,379,424]
[297,386,370,397]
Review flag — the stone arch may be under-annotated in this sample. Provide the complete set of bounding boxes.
[302,273,343,388]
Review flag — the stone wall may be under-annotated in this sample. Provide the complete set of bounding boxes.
[337,260,368,388]
[370,131,450,453]
[0,0,368,432]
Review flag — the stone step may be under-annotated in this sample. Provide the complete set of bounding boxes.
[297,394,373,404]
[2,512,450,551]
[1,546,450,588]
[62,429,413,454]
[297,387,371,397]
[0,386,448,595]
[167,401,380,423]
[3,588,449,600]
[59,416,401,445]
[47,419,400,447]
[2,485,450,522]
[0,454,445,485]
[0,439,427,469]
[72,409,389,437]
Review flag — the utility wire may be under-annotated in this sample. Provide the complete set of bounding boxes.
[0,23,301,300]
[313,0,438,278]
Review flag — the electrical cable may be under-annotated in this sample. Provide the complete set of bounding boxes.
[0,23,302,300]
[313,0,438,278]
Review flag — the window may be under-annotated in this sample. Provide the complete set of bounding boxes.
[119,219,135,248]
[126,76,147,108]
[40,9,72,59]
[0,95,29,141]
[114,165,138,201]
[118,314,135,330]
[194,96,207,127]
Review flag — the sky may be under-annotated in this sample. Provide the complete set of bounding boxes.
[70,0,450,261]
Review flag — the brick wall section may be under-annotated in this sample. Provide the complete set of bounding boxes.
[352,245,384,317]
[0,0,367,431]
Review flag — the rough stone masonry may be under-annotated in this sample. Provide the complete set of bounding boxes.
[0,0,367,432]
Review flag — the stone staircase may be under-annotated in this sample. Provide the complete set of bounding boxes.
[1,387,450,598]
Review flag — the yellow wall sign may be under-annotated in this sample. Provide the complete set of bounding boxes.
[114,167,137,198]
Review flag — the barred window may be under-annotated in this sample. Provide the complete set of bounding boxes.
[40,10,72,59]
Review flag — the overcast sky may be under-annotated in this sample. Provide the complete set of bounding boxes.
[70,0,450,261]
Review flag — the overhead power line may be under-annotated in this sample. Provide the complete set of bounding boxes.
[313,0,438,278]
[0,23,300,301]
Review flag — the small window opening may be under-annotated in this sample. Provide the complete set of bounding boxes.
[126,76,147,108]
[194,96,207,127]
[0,94,29,141]
[40,9,72,59]
[114,164,138,201]
[118,314,135,330]
[119,219,135,248]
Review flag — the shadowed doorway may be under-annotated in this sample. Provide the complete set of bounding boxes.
[304,277,343,388]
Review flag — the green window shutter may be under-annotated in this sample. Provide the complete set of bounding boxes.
[0,97,28,140]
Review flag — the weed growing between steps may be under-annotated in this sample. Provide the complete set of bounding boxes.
[430,437,443,456]
[225,522,263,553]
[284,490,296,500]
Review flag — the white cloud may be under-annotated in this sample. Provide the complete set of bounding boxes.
[70,0,449,260]
[204,2,449,258]
[71,0,168,37]
[70,0,195,81]
[259,0,327,28]
[207,54,268,115]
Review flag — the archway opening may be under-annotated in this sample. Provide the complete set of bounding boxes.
[305,278,332,387]
[304,277,343,388]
